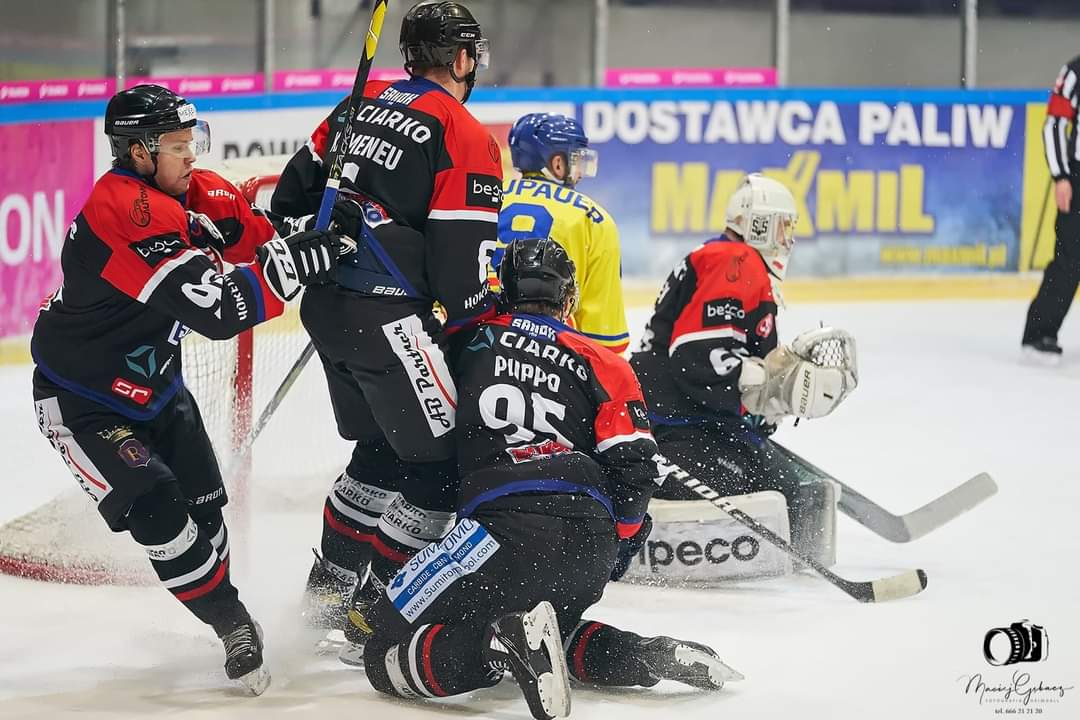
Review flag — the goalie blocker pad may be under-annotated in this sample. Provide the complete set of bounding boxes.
[621,484,838,587]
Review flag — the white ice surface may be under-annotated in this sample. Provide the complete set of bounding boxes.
[2,299,1079,719]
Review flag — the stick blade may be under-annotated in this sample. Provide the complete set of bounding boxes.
[901,472,998,541]
[866,569,927,603]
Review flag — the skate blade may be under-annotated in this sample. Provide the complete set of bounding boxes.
[314,629,346,655]
[236,665,271,696]
[673,645,744,689]
[523,601,571,719]
[338,640,366,667]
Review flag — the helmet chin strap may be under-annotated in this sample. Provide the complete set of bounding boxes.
[540,167,567,186]
[449,64,477,103]
[541,155,575,188]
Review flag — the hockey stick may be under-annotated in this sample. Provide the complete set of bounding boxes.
[659,457,927,603]
[769,443,998,543]
[238,0,390,455]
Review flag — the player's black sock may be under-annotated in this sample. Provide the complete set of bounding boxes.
[127,484,248,636]
[320,471,394,577]
[564,621,658,687]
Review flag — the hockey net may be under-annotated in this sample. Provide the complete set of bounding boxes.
[0,156,349,585]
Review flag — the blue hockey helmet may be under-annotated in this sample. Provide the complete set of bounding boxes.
[508,113,598,186]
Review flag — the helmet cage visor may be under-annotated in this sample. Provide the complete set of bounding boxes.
[746,210,796,278]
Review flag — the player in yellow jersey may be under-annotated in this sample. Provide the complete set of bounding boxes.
[497,112,630,352]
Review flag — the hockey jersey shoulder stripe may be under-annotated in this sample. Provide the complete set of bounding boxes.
[135,248,205,303]
[428,208,498,222]
[669,326,748,355]
[596,430,655,453]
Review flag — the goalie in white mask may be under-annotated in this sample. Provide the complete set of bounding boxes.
[625,174,858,573]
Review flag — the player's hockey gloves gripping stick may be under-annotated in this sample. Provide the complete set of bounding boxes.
[257,229,356,302]
[281,195,366,242]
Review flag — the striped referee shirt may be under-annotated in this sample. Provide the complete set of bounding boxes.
[1044,56,1080,181]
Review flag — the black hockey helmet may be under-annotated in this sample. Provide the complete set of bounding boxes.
[400,1,489,101]
[104,84,203,160]
[498,238,578,316]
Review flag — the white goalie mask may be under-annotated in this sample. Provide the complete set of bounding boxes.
[725,174,798,280]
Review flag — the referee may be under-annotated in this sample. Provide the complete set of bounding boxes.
[1024,56,1080,363]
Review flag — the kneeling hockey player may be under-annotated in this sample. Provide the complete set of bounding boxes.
[357,237,741,720]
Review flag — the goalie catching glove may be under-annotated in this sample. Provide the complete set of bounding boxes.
[257,228,356,302]
[739,326,858,423]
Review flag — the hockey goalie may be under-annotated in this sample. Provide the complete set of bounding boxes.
[619,174,859,585]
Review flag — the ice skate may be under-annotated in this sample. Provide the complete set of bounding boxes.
[338,577,381,667]
[221,620,271,696]
[637,635,743,690]
[300,550,355,632]
[486,600,571,720]
[1022,337,1063,366]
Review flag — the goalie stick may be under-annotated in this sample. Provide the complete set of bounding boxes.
[237,1,390,455]
[769,443,998,543]
[658,457,927,603]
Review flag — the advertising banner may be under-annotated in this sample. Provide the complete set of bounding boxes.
[0,120,95,337]
[577,95,1029,278]
[0,86,1055,341]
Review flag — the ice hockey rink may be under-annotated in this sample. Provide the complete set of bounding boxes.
[1,294,1078,720]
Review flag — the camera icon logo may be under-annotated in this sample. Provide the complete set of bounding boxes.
[983,620,1049,666]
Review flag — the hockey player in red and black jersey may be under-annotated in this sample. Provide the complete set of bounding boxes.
[30,85,344,695]
[356,238,741,720]
[270,2,506,659]
[630,174,858,559]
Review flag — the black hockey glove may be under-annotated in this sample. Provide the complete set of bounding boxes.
[286,196,364,241]
[257,229,342,302]
[610,513,653,582]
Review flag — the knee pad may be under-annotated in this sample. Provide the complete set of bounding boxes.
[125,482,190,548]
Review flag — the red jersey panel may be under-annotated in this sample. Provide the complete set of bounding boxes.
[630,237,778,424]
[32,168,284,420]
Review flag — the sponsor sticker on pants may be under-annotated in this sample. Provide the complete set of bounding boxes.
[386,518,500,623]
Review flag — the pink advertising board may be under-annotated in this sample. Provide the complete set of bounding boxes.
[604,67,777,88]
[273,68,409,92]
[0,121,96,338]
[126,74,265,96]
[0,78,115,105]
[0,70,415,105]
